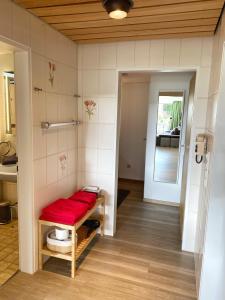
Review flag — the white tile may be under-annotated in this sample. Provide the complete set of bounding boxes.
[99,124,115,149]
[150,40,164,67]
[98,149,114,175]
[82,98,99,123]
[67,148,76,175]
[58,128,68,152]
[99,70,117,96]
[99,43,117,69]
[83,123,98,148]
[82,70,99,96]
[60,65,75,95]
[135,41,150,67]
[180,38,202,66]
[82,44,99,69]
[201,37,213,67]
[12,4,29,46]
[77,70,82,95]
[77,98,84,121]
[78,45,83,69]
[30,15,46,55]
[0,0,12,39]
[34,158,46,191]
[45,61,61,94]
[206,94,218,132]
[78,148,98,172]
[45,26,60,61]
[189,184,200,213]
[46,129,58,155]
[64,96,76,120]
[98,173,114,195]
[58,152,68,179]
[57,177,70,198]
[164,39,181,66]
[117,42,135,67]
[58,95,76,122]
[197,67,211,98]
[84,172,99,186]
[47,154,58,185]
[189,155,203,186]
[33,126,46,159]
[99,98,117,123]
[77,171,85,189]
[57,35,75,67]
[32,53,46,92]
[32,92,46,126]
[46,93,58,122]
[66,127,76,149]
[193,98,208,128]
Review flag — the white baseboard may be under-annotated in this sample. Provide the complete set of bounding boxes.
[143,198,180,207]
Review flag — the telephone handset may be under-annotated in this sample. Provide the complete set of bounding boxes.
[195,134,208,164]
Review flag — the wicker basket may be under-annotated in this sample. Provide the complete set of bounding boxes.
[47,230,72,254]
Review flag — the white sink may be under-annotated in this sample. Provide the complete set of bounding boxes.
[0,164,17,182]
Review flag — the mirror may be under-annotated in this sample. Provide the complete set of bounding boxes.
[4,72,16,134]
[154,91,184,183]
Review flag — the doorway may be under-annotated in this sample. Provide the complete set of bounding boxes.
[0,37,34,281]
[116,71,196,233]
[117,72,150,208]
[0,46,18,285]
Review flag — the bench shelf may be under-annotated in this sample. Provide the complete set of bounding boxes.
[38,196,105,278]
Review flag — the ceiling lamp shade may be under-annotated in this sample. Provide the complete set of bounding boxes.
[102,0,134,19]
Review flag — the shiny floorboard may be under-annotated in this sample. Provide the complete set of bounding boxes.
[0,180,196,300]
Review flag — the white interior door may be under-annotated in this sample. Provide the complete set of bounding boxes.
[144,73,191,204]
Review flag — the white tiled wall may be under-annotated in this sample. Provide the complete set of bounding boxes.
[195,12,225,298]
[0,0,77,272]
[0,0,215,276]
[78,36,213,237]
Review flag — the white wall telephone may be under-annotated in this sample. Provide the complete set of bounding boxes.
[195,134,208,164]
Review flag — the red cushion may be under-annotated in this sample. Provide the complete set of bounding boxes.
[40,198,89,225]
[69,191,97,209]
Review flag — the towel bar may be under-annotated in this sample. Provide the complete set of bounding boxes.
[41,120,81,129]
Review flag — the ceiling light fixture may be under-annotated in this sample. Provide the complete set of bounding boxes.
[102,0,134,19]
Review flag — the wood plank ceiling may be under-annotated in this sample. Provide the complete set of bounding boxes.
[14,0,225,43]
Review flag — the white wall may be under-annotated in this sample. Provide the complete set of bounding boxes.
[0,0,77,273]
[144,72,192,204]
[78,37,213,243]
[119,75,149,181]
[196,12,225,299]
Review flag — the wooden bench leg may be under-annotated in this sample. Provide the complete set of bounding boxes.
[100,200,105,237]
[71,228,76,278]
[38,222,43,270]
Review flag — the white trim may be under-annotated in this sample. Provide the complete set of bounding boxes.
[0,35,35,274]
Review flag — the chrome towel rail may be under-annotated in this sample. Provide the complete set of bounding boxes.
[41,120,81,129]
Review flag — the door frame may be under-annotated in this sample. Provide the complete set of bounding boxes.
[113,67,198,249]
[143,73,192,204]
[0,34,34,273]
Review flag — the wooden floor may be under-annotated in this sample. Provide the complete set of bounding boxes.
[0,180,196,300]
[154,147,179,183]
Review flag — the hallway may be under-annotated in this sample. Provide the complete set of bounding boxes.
[0,180,196,300]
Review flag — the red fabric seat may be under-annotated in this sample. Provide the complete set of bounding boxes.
[40,198,89,225]
[69,191,97,209]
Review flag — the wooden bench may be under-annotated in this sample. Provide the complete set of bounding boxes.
[38,196,105,278]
